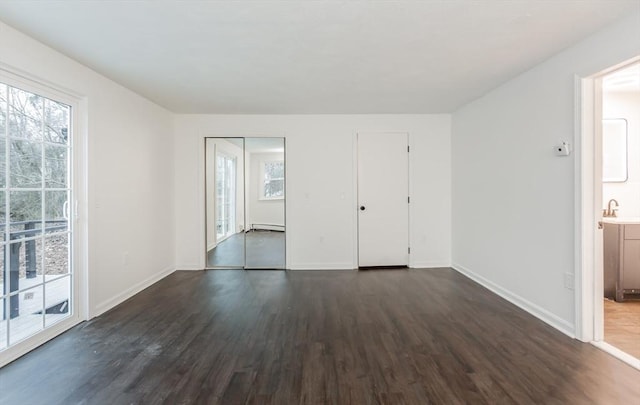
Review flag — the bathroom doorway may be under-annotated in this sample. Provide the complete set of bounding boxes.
[600,62,640,361]
[577,57,640,369]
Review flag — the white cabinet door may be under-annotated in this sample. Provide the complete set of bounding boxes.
[357,133,409,267]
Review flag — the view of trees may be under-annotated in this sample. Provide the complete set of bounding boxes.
[0,83,72,346]
[0,81,71,286]
[0,84,70,235]
[264,161,284,198]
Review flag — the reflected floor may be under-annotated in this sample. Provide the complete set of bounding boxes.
[207,230,285,268]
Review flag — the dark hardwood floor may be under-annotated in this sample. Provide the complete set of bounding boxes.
[1,269,639,404]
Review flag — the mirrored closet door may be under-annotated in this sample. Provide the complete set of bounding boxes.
[205,137,285,269]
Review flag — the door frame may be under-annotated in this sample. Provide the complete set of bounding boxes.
[574,73,602,343]
[355,131,410,268]
[575,56,640,369]
[0,64,89,368]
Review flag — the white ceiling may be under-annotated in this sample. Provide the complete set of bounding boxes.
[0,1,638,114]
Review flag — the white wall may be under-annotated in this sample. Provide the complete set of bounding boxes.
[174,114,451,270]
[603,91,640,217]
[0,21,175,318]
[452,12,640,336]
[248,152,285,228]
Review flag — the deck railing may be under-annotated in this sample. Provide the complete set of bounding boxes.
[2,220,68,319]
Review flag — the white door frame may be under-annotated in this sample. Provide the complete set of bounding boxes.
[575,56,640,369]
[574,74,602,343]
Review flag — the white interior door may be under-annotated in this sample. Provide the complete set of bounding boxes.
[357,132,409,267]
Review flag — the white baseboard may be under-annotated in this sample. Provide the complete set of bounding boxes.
[176,264,203,271]
[452,262,575,338]
[288,262,451,270]
[591,341,640,371]
[288,263,355,270]
[92,266,176,318]
[409,261,451,269]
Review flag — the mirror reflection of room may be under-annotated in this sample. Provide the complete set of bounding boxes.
[244,138,285,269]
[206,138,245,268]
[601,62,640,361]
[205,137,285,269]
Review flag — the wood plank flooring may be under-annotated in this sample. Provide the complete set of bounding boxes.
[1,269,639,404]
[604,298,640,359]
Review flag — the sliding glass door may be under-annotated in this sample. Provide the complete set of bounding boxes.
[215,152,236,242]
[1,81,74,354]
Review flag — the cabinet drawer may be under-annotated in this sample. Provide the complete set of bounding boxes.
[625,225,640,240]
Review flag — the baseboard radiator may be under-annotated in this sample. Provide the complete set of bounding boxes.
[248,223,285,232]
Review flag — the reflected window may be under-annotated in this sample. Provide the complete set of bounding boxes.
[261,161,284,200]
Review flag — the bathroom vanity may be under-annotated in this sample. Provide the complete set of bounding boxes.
[603,218,640,301]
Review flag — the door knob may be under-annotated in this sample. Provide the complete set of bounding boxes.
[360,206,366,211]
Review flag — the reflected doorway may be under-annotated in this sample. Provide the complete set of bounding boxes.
[205,137,285,269]
[215,152,237,242]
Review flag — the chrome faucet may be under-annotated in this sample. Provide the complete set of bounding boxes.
[603,199,619,217]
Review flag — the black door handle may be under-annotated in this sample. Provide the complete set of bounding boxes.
[360,206,366,211]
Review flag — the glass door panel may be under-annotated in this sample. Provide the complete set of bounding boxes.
[0,82,73,352]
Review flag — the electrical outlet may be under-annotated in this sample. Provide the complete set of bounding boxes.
[564,273,574,290]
